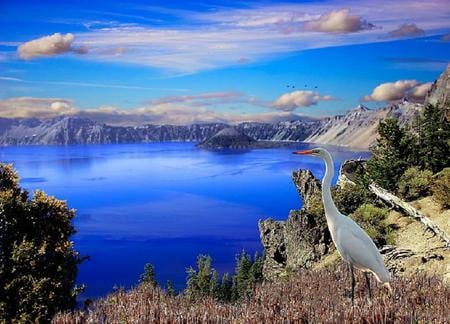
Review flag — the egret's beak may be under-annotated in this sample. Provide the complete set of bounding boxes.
[292,149,314,155]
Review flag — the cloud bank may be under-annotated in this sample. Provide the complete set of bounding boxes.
[0,94,309,126]
[18,33,87,59]
[363,80,432,102]
[304,9,374,33]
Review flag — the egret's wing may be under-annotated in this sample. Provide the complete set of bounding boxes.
[337,217,389,281]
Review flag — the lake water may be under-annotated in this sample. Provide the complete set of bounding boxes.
[0,143,369,298]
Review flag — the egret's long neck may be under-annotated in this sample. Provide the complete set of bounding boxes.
[321,151,341,221]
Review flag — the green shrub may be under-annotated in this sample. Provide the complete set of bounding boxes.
[398,167,433,201]
[432,168,450,209]
[305,193,324,218]
[0,163,82,322]
[350,203,393,247]
[333,182,372,215]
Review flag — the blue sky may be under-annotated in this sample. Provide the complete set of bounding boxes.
[0,0,450,125]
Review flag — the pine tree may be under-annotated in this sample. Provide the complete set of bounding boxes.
[416,104,450,172]
[140,263,157,287]
[209,269,219,298]
[367,118,414,191]
[166,280,176,296]
[232,251,253,300]
[219,272,232,302]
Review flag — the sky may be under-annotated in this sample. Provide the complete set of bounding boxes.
[1,0,450,125]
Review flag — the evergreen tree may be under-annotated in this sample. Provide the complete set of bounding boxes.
[209,269,219,298]
[185,255,214,299]
[140,263,157,287]
[367,118,414,191]
[415,104,450,172]
[232,251,253,300]
[219,272,232,302]
[166,280,176,296]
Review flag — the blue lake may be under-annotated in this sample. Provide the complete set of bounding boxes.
[0,143,369,298]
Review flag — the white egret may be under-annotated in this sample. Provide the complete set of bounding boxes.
[293,148,392,303]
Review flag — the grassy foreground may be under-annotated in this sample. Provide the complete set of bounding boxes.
[54,264,449,323]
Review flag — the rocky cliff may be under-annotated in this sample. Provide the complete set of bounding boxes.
[303,101,422,149]
[258,170,332,280]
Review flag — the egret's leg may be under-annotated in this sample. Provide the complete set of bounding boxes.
[349,264,356,304]
[364,272,372,300]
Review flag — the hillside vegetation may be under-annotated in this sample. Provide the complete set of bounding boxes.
[54,264,450,323]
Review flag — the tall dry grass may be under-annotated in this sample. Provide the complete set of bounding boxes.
[54,264,450,323]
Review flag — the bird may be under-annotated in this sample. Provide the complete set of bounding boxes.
[293,147,392,303]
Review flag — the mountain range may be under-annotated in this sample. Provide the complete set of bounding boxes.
[1,65,448,149]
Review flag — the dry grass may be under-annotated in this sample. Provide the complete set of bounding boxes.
[54,264,450,323]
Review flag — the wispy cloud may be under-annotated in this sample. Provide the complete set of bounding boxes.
[10,0,450,72]
[0,76,186,91]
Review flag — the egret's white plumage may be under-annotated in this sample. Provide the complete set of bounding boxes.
[294,147,392,300]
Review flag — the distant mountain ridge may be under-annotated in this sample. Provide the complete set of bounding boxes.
[1,65,448,148]
[0,102,427,148]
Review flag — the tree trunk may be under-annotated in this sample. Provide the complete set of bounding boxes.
[368,183,450,248]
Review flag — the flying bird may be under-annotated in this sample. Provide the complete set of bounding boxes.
[293,148,392,303]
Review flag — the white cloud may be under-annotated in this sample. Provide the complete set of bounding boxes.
[304,9,374,33]
[386,24,425,38]
[271,91,333,111]
[0,97,75,118]
[363,80,431,102]
[0,95,308,125]
[17,33,86,59]
[410,82,432,99]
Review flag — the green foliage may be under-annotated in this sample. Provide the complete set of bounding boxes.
[432,167,450,209]
[305,193,324,218]
[367,105,449,193]
[350,203,393,247]
[184,251,263,303]
[140,263,157,287]
[166,280,176,297]
[0,163,82,322]
[414,104,450,173]
[366,118,414,191]
[219,272,232,302]
[185,255,215,299]
[333,182,373,215]
[398,167,433,201]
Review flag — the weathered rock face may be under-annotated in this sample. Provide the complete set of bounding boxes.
[258,170,332,280]
[426,64,450,109]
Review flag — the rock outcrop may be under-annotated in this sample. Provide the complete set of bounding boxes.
[258,170,332,280]
[426,63,450,109]
[196,127,257,149]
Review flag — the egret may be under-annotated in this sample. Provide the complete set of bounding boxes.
[293,148,392,303]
